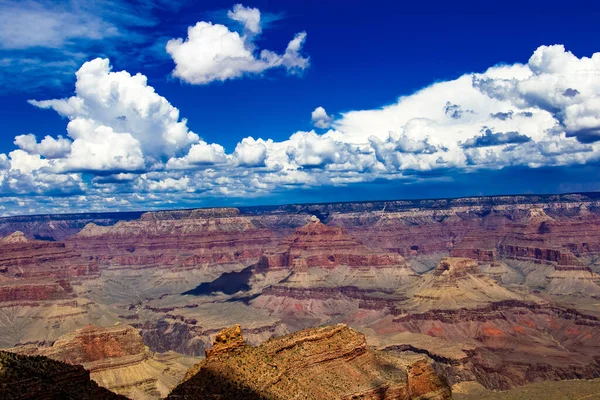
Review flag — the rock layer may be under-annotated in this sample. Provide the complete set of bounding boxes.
[10,324,199,399]
[168,324,452,400]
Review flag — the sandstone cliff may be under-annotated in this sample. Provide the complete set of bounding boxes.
[68,208,281,269]
[258,216,412,272]
[10,324,199,400]
[168,324,452,400]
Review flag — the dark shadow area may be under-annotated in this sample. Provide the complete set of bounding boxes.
[167,367,267,400]
[226,293,261,305]
[0,351,125,400]
[183,266,254,296]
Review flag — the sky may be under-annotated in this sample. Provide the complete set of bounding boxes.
[1,0,600,216]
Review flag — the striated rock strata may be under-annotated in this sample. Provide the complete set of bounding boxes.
[168,324,452,400]
[68,208,283,269]
[10,324,199,399]
[258,216,411,271]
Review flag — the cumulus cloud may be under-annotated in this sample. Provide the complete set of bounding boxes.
[64,121,145,173]
[142,176,191,192]
[7,149,49,174]
[233,137,268,167]
[4,44,600,214]
[28,58,202,172]
[0,154,8,170]
[311,106,334,129]
[166,4,309,84]
[286,131,347,168]
[473,45,600,144]
[14,133,71,158]
[166,141,229,169]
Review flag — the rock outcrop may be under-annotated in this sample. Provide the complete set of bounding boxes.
[168,324,452,400]
[259,216,411,271]
[405,258,531,310]
[1,231,30,244]
[10,324,199,400]
[204,324,246,358]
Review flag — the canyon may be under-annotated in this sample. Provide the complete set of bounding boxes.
[1,192,600,398]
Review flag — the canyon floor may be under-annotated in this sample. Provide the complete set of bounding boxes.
[2,193,600,398]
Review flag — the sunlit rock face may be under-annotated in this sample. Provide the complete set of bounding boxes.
[9,324,199,399]
[168,324,452,400]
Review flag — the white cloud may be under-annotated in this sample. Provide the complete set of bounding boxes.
[0,154,8,170]
[8,149,49,173]
[287,131,349,168]
[166,141,228,169]
[311,106,334,129]
[142,176,191,192]
[233,137,268,167]
[227,4,261,35]
[473,45,600,143]
[166,4,309,84]
[61,121,145,172]
[183,142,228,165]
[29,58,201,172]
[14,133,71,159]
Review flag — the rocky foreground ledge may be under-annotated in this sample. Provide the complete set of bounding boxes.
[0,350,125,399]
[168,323,452,400]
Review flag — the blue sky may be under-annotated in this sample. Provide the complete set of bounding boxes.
[1,0,600,215]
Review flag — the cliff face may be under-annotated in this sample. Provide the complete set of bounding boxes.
[258,217,411,271]
[406,257,531,310]
[0,233,98,281]
[10,324,200,400]
[0,212,143,241]
[168,324,452,400]
[0,231,111,349]
[68,209,283,269]
[0,350,126,399]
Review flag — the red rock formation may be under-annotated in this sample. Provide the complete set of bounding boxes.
[204,324,245,358]
[169,324,452,400]
[0,232,99,280]
[0,232,99,306]
[498,244,583,266]
[67,208,281,268]
[384,300,600,389]
[259,216,409,270]
[31,324,147,364]
[2,195,600,397]
[403,257,529,310]
[408,359,452,399]
[0,280,74,302]
[10,324,199,399]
